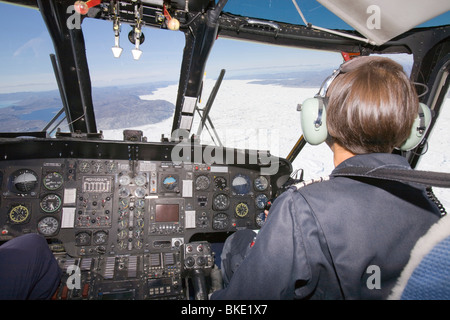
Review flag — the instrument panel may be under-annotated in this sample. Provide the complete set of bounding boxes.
[0,159,272,255]
[0,138,291,299]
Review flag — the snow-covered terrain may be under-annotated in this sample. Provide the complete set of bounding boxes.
[102,79,450,210]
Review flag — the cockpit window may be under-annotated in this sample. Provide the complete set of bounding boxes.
[0,4,62,133]
[82,18,184,140]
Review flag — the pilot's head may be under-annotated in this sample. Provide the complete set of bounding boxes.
[326,56,419,154]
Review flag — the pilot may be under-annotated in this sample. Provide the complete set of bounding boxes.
[0,233,61,299]
[210,56,442,300]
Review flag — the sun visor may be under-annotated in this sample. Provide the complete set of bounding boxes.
[317,0,450,46]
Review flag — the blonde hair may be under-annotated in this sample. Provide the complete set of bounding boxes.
[326,57,419,154]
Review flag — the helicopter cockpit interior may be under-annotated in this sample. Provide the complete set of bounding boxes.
[0,0,449,300]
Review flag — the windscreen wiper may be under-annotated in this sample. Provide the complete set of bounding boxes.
[286,135,307,164]
[195,69,226,147]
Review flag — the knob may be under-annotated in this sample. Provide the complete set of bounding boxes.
[185,256,195,268]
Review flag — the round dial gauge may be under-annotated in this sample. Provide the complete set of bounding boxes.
[134,239,143,249]
[40,194,62,213]
[118,198,129,210]
[106,162,118,173]
[256,212,267,228]
[118,219,128,230]
[9,205,30,224]
[134,174,147,187]
[235,202,249,218]
[79,161,91,173]
[11,169,38,193]
[231,174,251,195]
[254,176,269,191]
[93,230,108,245]
[117,240,127,250]
[119,174,131,186]
[195,175,210,190]
[134,187,146,198]
[213,193,230,211]
[92,162,104,173]
[43,172,63,190]
[136,218,145,229]
[117,229,128,240]
[212,213,229,230]
[255,194,269,210]
[135,199,145,209]
[119,187,131,198]
[37,216,59,236]
[162,175,178,191]
[214,176,227,190]
[76,232,91,246]
[135,209,144,219]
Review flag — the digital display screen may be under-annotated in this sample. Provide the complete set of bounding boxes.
[155,204,179,222]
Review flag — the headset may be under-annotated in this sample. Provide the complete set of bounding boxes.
[298,56,432,151]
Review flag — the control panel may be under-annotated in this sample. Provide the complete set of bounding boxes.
[0,138,291,299]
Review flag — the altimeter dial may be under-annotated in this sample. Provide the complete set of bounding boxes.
[213,193,230,211]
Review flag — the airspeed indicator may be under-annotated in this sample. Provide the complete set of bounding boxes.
[43,172,64,190]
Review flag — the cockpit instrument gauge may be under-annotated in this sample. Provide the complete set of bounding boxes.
[37,216,59,236]
[135,199,145,209]
[40,194,62,213]
[118,198,129,210]
[162,175,178,191]
[119,174,131,186]
[117,240,127,250]
[92,162,104,173]
[118,219,128,230]
[254,176,269,191]
[195,175,210,190]
[10,169,38,193]
[119,187,131,198]
[213,193,230,211]
[76,231,91,246]
[255,194,268,210]
[134,174,147,187]
[8,205,30,224]
[214,176,227,190]
[134,187,146,198]
[43,172,63,190]
[106,162,118,173]
[117,229,128,240]
[212,213,229,230]
[93,230,108,245]
[79,161,91,173]
[235,202,249,218]
[256,212,267,228]
[134,239,143,249]
[231,174,251,195]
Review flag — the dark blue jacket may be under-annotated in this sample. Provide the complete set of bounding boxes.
[211,153,441,299]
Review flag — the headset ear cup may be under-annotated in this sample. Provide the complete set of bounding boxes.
[300,98,328,145]
[399,103,432,151]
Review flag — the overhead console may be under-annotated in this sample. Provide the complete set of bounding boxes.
[0,136,291,300]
